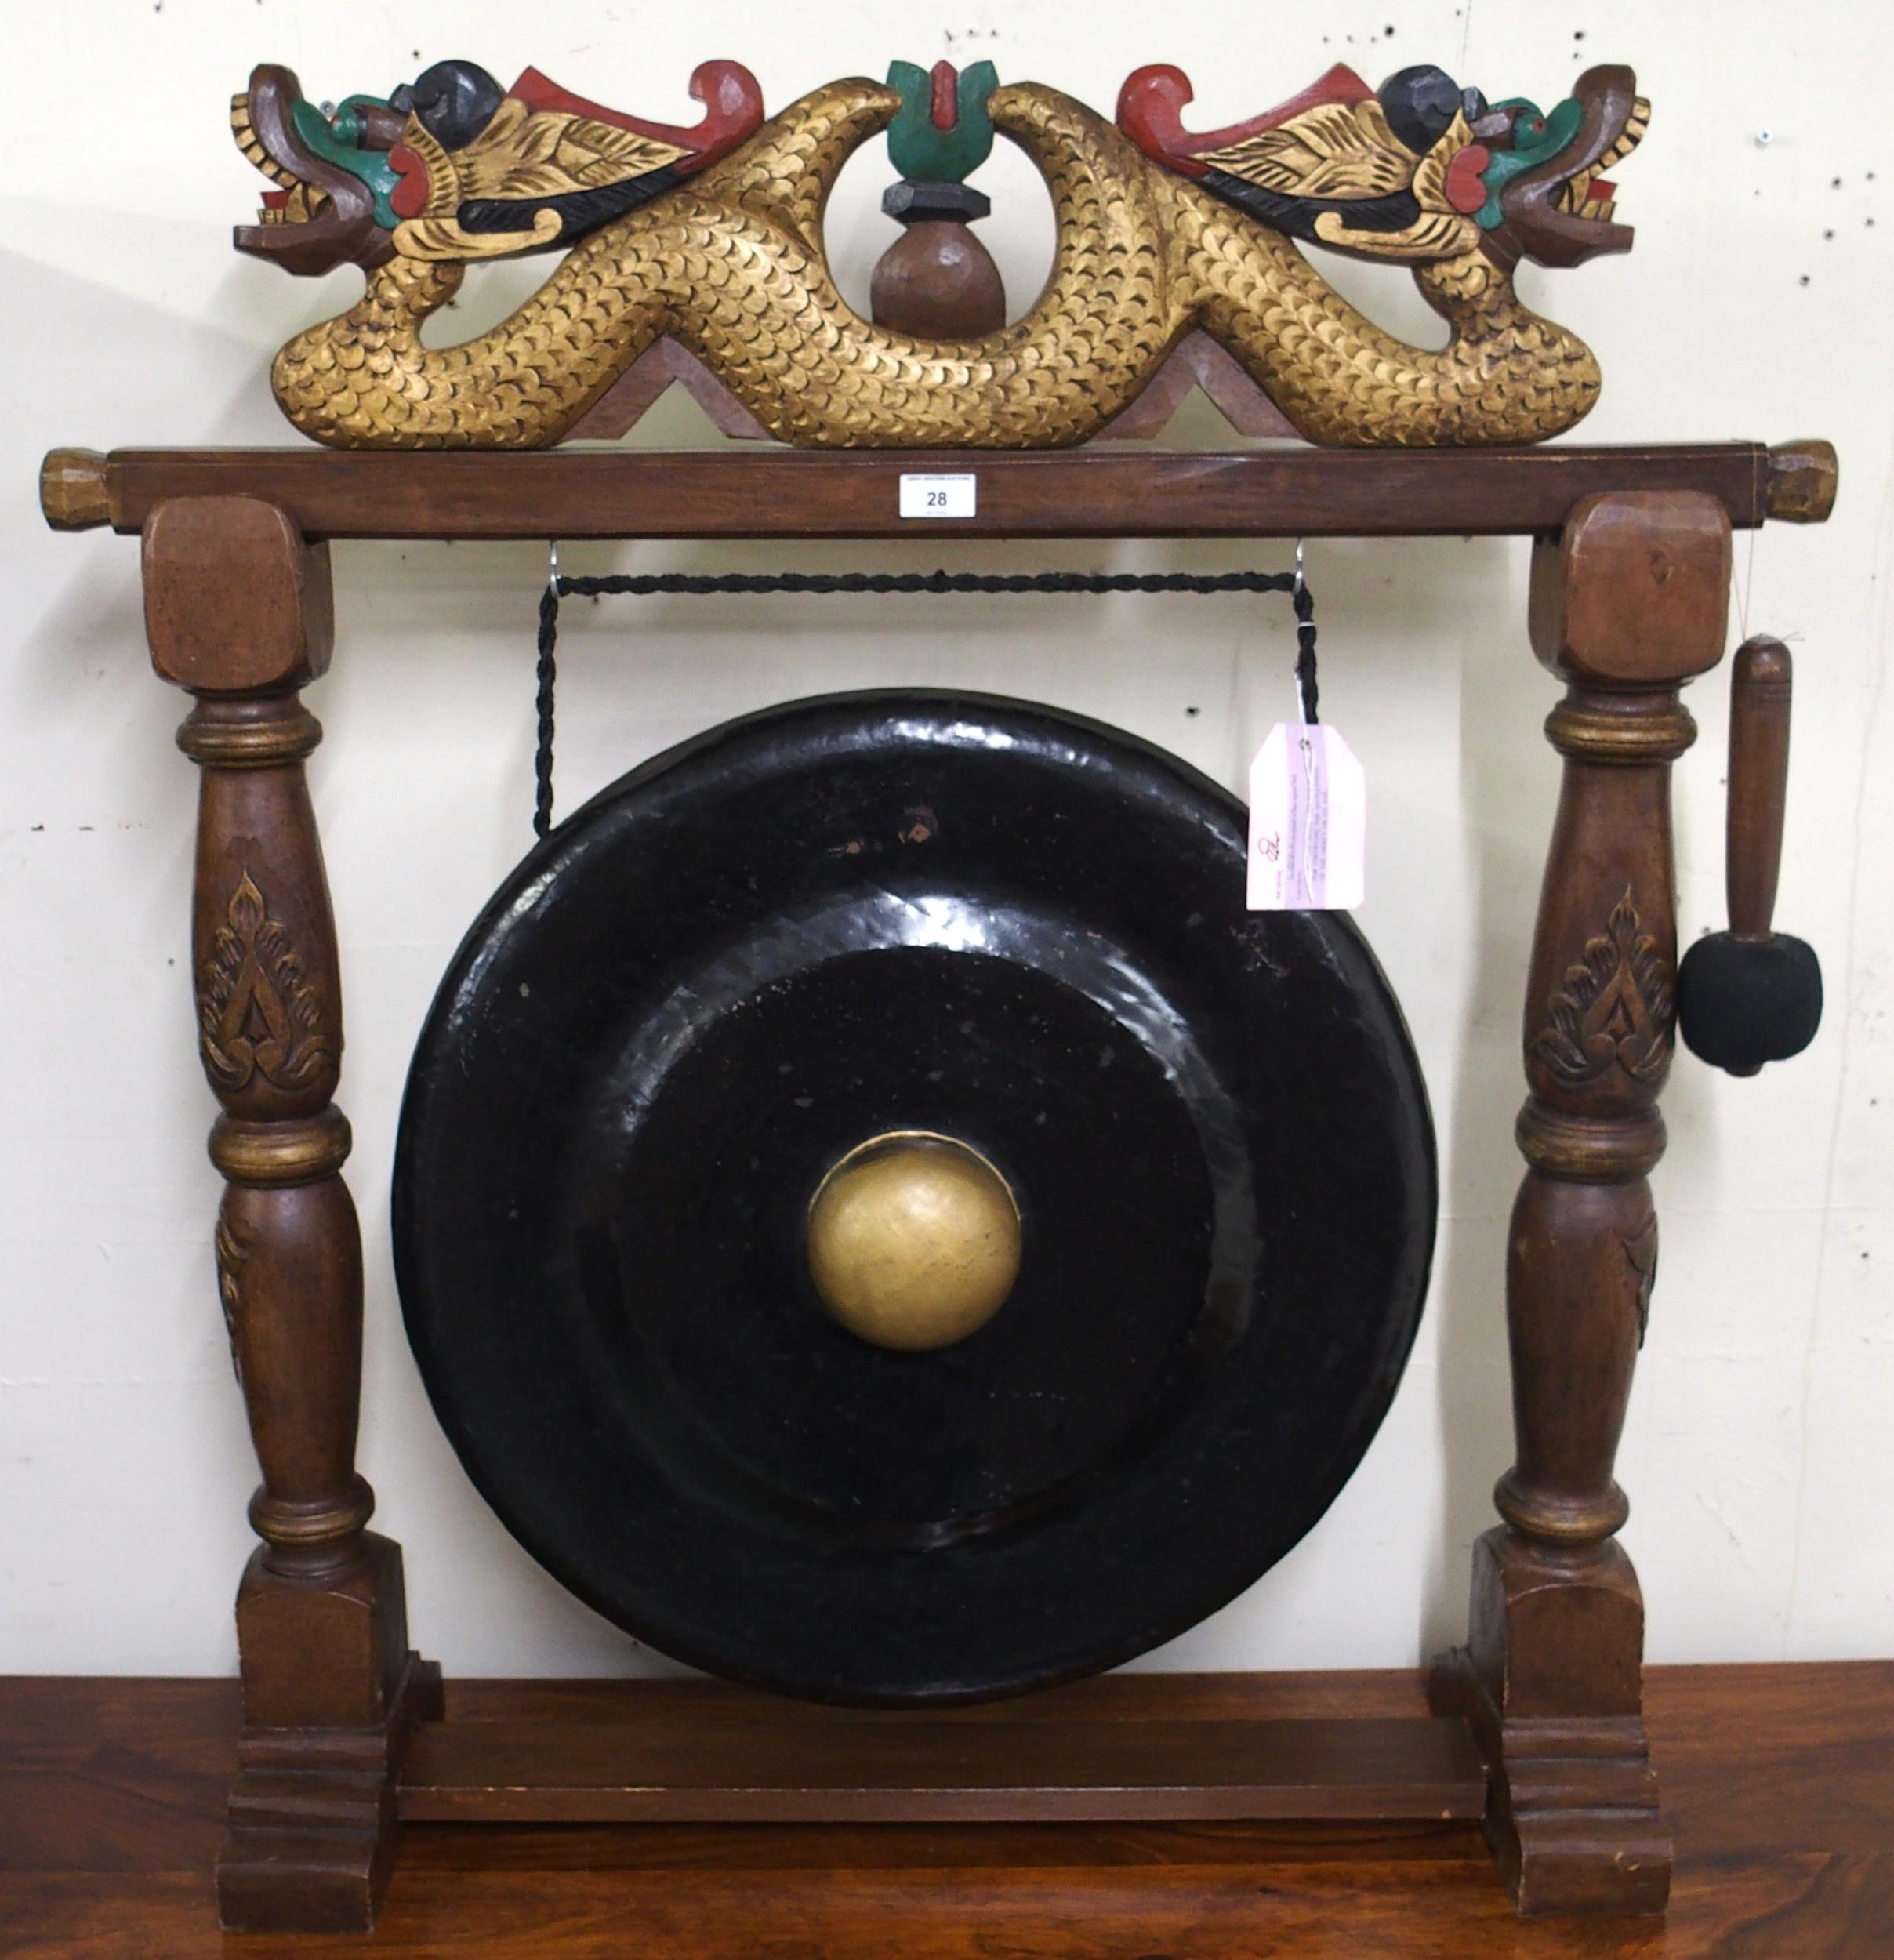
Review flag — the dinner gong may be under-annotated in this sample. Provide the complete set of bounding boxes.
[393,690,1435,1705]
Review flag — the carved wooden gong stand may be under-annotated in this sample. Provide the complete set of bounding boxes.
[39,432,1834,1932]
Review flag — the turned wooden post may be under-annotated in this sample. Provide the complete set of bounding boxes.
[142,497,438,1934]
[1432,490,1732,1915]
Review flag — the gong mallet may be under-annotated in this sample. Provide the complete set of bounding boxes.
[1676,636,1823,1075]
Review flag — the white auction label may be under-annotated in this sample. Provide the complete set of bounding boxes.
[899,473,977,519]
[1246,722,1366,911]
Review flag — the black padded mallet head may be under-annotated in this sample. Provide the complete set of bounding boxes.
[1677,929,1822,1075]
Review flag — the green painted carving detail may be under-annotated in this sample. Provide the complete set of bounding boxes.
[886,60,997,183]
[1475,95,1586,229]
[290,95,402,230]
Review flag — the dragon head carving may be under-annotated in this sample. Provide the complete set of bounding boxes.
[1118,60,1648,270]
[1475,66,1649,270]
[231,57,764,275]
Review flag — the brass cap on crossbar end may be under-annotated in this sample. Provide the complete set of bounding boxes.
[41,448,111,532]
[1765,440,1838,524]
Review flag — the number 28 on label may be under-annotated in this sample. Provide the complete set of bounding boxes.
[899,474,978,519]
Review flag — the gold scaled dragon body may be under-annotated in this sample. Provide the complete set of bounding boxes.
[230,56,1649,449]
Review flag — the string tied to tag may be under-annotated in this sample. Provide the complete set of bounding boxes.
[1291,539,1319,726]
[1288,539,1320,884]
[1246,537,1363,913]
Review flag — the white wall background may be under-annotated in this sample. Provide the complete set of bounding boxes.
[3,0,1889,1681]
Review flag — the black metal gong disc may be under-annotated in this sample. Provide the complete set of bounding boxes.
[393,690,1435,1705]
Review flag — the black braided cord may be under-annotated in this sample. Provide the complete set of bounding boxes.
[534,569,1317,839]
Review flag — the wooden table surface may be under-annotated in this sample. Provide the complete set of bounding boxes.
[3,1663,1889,1957]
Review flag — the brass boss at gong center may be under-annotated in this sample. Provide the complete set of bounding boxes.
[806,1131,1023,1350]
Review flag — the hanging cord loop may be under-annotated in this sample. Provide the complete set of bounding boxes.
[1290,540,1318,727]
[533,541,562,838]
[531,564,1318,838]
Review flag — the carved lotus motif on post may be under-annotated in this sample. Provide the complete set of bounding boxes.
[198,869,332,1093]
[1532,887,1674,1085]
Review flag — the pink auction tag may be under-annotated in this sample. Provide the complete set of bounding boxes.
[1246,723,1366,911]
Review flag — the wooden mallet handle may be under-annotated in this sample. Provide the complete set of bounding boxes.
[1726,637,1793,940]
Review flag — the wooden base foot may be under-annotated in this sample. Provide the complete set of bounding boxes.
[217,1788,397,1934]
[216,1533,441,1933]
[1430,1527,1670,1917]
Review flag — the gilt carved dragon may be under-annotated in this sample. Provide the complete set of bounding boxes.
[230,53,1649,449]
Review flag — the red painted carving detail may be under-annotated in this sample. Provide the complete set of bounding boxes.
[1446,144,1493,213]
[508,60,764,172]
[930,60,960,132]
[1117,61,1373,174]
[388,144,427,219]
